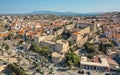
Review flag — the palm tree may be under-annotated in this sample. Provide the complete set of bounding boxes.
[5,44,9,51]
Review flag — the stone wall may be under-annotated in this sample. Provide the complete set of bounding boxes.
[55,40,69,53]
[65,24,75,30]
[56,28,64,36]
[79,26,90,35]
[40,41,55,51]
[78,35,88,46]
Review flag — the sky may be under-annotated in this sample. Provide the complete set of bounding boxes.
[0,0,120,14]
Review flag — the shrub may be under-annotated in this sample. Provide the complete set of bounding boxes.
[7,63,27,75]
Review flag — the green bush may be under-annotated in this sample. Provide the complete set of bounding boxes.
[65,52,80,68]
[84,43,95,53]
[29,43,51,58]
[7,63,27,75]
[87,54,94,59]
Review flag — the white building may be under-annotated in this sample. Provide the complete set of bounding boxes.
[81,55,119,72]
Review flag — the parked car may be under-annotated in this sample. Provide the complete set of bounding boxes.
[78,70,84,74]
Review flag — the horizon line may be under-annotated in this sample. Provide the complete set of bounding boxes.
[0,10,119,15]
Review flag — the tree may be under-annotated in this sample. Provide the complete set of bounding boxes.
[65,52,80,69]
[98,43,112,54]
[7,63,27,75]
[99,43,104,51]
[117,68,120,73]
[87,54,94,59]
[67,61,73,69]
[69,47,74,52]
[2,42,6,47]
[5,44,9,51]
[40,46,51,58]
[88,45,95,53]
[30,43,51,58]
[84,43,95,53]
[29,43,40,52]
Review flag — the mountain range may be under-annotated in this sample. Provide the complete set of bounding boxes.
[29,10,104,16]
[0,10,104,16]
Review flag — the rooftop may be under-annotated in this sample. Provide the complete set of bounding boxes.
[72,32,80,35]
[81,56,110,67]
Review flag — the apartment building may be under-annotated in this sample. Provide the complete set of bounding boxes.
[81,55,119,72]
